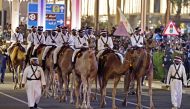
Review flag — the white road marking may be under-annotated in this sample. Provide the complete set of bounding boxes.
[91,92,150,109]
[0,91,43,109]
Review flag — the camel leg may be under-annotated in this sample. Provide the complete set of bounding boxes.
[100,80,107,108]
[87,78,93,109]
[148,68,154,109]
[70,73,74,104]
[62,75,68,102]
[95,75,98,101]
[75,77,80,109]
[57,72,63,101]
[123,73,132,107]
[136,78,142,109]
[112,77,120,109]
[81,76,87,109]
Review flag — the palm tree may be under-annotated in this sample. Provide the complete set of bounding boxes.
[116,0,121,25]
[94,0,99,32]
[165,0,171,26]
[170,0,189,26]
[107,0,111,31]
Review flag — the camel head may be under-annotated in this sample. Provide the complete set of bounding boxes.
[87,38,96,49]
[145,35,156,50]
[122,49,134,72]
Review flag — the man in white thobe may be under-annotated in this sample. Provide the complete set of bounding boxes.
[53,26,74,69]
[85,27,96,39]
[32,26,45,56]
[22,57,46,109]
[166,56,187,109]
[7,27,24,55]
[26,26,37,54]
[96,29,113,60]
[130,27,144,48]
[42,30,57,70]
[72,29,89,64]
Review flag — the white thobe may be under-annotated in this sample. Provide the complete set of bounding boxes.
[166,63,187,108]
[26,32,36,53]
[72,36,89,62]
[53,32,74,64]
[97,36,113,59]
[22,65,46,107]
[42,35,57,60]
[7,33,24,54]
[130,34,144,47]
[32,34,45,55]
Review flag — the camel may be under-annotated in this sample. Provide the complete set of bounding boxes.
[42,46,56,98]
[55,45,74,102]
[9,43,26,89]
[123,38,156,109]
[98,49,132,109]
[72,38,98,109]
[73,48,97,109]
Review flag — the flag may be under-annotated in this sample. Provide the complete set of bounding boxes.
[118,8,133,33]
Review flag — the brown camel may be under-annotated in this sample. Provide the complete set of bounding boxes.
[42,46,56,98]
[56,46,74,102]
[9,43,26,89]
[98,50,132,109]
[123,38,156,109]
[73,48,98,109]
[72,38,97,109]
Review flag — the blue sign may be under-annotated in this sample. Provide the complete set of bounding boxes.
[27,3,38,29]
[46,4,64,30]
[27,3,64,30]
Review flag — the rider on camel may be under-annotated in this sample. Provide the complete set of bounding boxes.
[53,26,74,69]
[26,26,37,54]
[42,29,58,70]
[130,27,144,49]
[96,29,114,60]
[32,26,45,56]
[72,29,89,65]
[85,27,96,39]
[7,27,24,55]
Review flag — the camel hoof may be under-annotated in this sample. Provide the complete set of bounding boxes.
[61,96,67,102]
[70,100,74,104]
[76,104,80,109]
[100,102,106,108]
[136,105,142,109]
[112,106,118,109]
[86,105,93,109]
[81,103,87,109]
[149,105,155,109]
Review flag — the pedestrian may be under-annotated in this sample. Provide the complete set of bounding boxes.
[21,57,46,109]
[0,45,8,83]
[166,56,187,109]
[162,50,173,83]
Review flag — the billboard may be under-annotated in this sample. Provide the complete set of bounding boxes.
[27,3,64,30]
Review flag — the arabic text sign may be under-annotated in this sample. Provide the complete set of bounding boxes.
[27,3,64,30]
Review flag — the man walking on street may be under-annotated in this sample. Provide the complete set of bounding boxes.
[22,57,46,109]
[166,56,187,109]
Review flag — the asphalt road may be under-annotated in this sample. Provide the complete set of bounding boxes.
[0,73,190,109]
